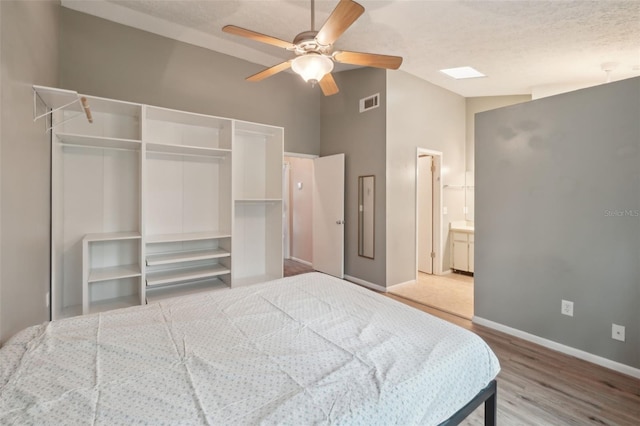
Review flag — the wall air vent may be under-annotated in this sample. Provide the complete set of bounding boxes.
[359,93,380,113]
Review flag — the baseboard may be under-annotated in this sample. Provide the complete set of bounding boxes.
[387,279,416,291]
[289,257,312,267]
[344,275,387,292]
[473,316,640,379]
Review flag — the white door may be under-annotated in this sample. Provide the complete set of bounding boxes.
[418,155,434,273]
[313,154,345,278]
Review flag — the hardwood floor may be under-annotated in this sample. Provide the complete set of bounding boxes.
[283,259,314,277]
[386,294,640,425]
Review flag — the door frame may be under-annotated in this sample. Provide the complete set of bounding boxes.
[415,147,443,277]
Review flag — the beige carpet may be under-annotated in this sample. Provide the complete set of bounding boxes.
[388,272,474,319]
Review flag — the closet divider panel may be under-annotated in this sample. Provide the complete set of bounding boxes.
[145,153,185,236]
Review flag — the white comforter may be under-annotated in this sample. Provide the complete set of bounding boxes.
[0,273,499,425]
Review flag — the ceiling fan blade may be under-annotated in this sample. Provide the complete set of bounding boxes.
[316,0,365,46]
[246,61,291,82]
[319,73,339,96]
[334,51,403,70]
[222,25,295,49]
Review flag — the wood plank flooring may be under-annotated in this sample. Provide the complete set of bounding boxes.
[282,262,639,425]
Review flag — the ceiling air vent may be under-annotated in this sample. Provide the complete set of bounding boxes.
[359,93,380,113]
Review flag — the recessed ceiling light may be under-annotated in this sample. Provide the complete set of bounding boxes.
[440,66,486,79]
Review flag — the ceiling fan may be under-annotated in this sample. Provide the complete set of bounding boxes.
[222,0,403,96]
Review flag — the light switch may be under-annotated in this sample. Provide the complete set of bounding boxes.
[297,182,303,190]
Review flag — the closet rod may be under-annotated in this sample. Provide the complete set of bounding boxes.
[80,97,93,123]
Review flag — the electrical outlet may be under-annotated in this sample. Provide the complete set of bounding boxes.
[612,324,625,342]
[561,300,574,317]
[46,292,50,308]
[443,206,448,215]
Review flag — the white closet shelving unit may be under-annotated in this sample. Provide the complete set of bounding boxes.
[143,106,233,303]
[40,87,283,319]
[49,92,143,319]
[232,121,284,287]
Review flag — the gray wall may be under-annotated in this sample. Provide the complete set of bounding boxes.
[59,8,321,155]
[321,68,387,287]
[475,77,640,368]
[386,70,466,285]
[465,95,531,221]
[0,0,59,344]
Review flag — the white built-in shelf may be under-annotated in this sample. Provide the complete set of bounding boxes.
[146,106,231,129]
[146,248,230,266]
[235,198,282,203]
[233,273,283,288]
[146,264,231,287]
[146,142,231,157]
[146,231,231,244]
[83,232,141,242]
[87,295,140,315]
[88,264,141,283]
[60,304,83,320]
[235,120,282,137]
[84,96,141,117]
[56,133,142,150]
[33,85,83,113]
[145,278,230,303]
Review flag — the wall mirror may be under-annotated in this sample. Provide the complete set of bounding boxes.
[358,175,375,259]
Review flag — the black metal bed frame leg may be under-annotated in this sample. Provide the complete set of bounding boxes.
[484,381,497,426]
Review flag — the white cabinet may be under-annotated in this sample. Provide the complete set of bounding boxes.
[45,87,282,319]
[450,230,474,274]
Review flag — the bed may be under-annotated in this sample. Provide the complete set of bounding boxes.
[0,273,499,425]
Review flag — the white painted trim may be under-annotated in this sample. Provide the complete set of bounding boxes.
[284,152,319,159]
[473,316,640,379]
[290,257,312,267]
[387,279,417,291]
[344,275,387,293]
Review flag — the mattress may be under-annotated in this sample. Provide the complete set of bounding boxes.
[0,273,499,425]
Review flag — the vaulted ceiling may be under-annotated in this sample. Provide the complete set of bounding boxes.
[63,0,640,97]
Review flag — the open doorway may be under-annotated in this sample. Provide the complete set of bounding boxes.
[415,148,443,276]
[283,154,315,276]
[388,148,474,320]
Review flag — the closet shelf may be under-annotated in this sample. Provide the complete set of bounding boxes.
[87,295,139,315]
[146,231,231,244]
[146,264,231,287]
[235,198,282,203]
[145,278,230,303]
[146,142,231,157]
[146,248,230,266]
[84,232,141,242]
[88,264,141,283]
[56,133,142,150]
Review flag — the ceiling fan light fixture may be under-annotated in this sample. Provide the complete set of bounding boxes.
[291,54,334,84]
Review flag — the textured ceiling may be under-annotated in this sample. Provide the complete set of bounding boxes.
[62,0,640,97]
